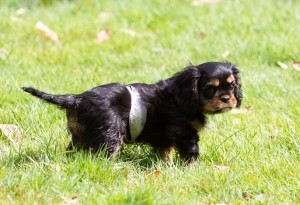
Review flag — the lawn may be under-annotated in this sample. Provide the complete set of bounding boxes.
[0,0,300,204]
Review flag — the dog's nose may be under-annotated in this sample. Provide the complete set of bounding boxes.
[220,95,230,103]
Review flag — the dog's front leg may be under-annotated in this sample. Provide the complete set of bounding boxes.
[177,136,199,163]
[105,131,125,158]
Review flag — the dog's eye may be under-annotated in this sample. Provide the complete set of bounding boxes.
[229,83,236,91]
[204,86,216,97]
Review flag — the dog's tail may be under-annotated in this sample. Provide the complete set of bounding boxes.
[22,87,79,109]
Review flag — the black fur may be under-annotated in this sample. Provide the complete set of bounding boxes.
[22,62,242,162]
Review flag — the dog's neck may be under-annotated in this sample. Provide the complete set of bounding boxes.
[126,86,147,143]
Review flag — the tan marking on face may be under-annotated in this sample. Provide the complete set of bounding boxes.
[226,75,235,83]
[207,78,220,87]
[156,147,174,162]
[228,95,237,108]
[192,119,204,132]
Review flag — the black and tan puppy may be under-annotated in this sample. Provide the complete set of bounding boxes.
[22,62,242,163]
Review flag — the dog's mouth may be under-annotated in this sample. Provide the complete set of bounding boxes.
[202,98,237,114]
[216,107,232,113]
[203,107,233,114]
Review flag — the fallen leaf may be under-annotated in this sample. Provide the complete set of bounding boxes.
[0,145,10,155]
[94,29,110,44]
[0,124,22,142]
[63,196,79,204]
[214,165,230,171]
[36,21,59,43]
[231,106,253,114]
[222,50,231,58]
[192,0,219,6]
[276,61,288,69]
[144,171,151,176]
[199,32,206,39]
[242,191,253,201]
[0,49,9,60]
[292,61,300,71]
[153,170,161,177]
[144,170,162,177]
[98,12,113,22]
[16,8,27,16]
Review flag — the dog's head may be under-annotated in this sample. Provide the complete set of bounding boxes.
[197,62,242,114]
[168,62,242,115]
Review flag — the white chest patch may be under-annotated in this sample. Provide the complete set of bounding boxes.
[126,86,147,143]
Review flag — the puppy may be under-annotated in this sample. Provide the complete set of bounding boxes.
[22,62,242,163]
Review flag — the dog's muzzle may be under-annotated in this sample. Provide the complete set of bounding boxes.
[126,86,147,143]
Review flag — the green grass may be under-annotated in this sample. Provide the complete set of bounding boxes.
[1,0,300,204]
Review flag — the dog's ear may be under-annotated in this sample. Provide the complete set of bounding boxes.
[167,65,200,114]
[231,66,243,108]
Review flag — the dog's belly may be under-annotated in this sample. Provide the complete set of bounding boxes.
[134,127,174,148]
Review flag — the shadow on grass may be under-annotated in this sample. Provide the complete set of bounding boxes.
[118,144,160,168]
[2,141,187,171]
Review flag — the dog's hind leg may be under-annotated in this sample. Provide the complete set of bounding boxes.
[155,147,174,162]
[66,130,124,157]
[66,110,86,151]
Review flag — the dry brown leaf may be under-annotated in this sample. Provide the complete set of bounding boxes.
[214,165,230,171]
[276,61,288,69]
[63,196,79,204]
[144,170,162,177]
[144,171,151,176]
[192,0,219,6]
[244,106,253,110]
[94,29,110,44]
[199,32,206,39]
[231,106,253,114]
[153,170,161,177]
[0,124,22,142]
[292,61,300,71]
[242,191,253,201]
[36,22,59,43]
[222,50,231,58]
